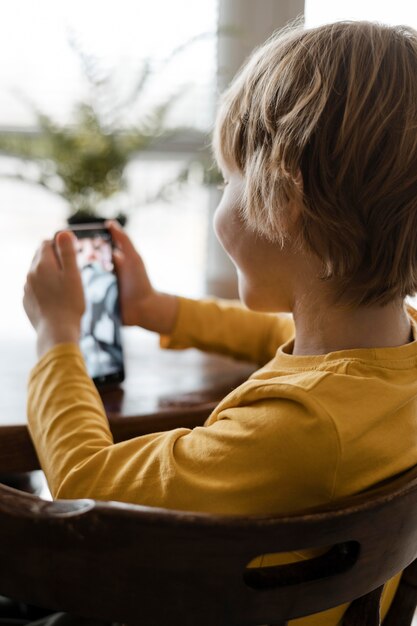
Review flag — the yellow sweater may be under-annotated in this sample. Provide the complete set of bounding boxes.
[27,297,417,624]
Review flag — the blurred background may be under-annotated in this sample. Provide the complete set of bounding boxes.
[3,0,417,349]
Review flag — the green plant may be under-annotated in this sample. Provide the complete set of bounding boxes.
[0,36,210,221]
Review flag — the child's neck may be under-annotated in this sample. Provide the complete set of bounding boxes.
[291,297,412,356]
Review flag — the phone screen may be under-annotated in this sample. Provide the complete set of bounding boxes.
[73,227,125,386]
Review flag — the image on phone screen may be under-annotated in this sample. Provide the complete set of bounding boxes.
[74,229,124,385]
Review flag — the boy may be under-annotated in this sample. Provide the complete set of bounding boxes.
[23,20,417,625]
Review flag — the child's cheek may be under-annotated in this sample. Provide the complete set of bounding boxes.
[213,201,230,251]
[214,196,245,261]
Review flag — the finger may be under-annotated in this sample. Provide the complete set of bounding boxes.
[113,247,129,277]
[112,248,125,268]
[106,221,137,255]
[55,231,78,272]
[30,240,55,271]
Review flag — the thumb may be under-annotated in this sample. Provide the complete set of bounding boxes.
[56,231,78,273]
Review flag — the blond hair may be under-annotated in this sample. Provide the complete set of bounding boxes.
[213,20,417,306]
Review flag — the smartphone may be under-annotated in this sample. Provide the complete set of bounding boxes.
[58,223,125,388]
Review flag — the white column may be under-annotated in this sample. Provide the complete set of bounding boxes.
[205,0,305,299]
[218,0,305,92]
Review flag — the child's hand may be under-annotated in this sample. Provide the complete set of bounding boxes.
[106,220,155,326]
[23,232,85,357]
[106,221,178,335]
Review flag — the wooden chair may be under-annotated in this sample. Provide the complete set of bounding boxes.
[1,466,417,626]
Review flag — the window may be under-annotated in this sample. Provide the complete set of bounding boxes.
[2,0,218,343]
[0,0,217,129]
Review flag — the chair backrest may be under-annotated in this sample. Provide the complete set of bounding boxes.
[2,465,417,626]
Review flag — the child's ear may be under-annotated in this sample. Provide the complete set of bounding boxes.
[286,169,304,234]
[295,169,303,190]
[286,199,302,234]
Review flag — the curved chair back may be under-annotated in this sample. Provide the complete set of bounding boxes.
[1,466,417,625]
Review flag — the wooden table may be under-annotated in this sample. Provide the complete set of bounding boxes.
[0,328,256,473]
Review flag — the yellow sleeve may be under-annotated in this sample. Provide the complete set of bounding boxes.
[27,344,337,515]
[161,297,295,366]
